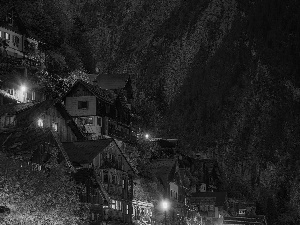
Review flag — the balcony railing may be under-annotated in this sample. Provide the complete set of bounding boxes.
[108,119,137,143]
[0,54,42,68]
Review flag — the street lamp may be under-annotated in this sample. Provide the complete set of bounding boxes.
[20,85,27,92]
[161,199,170,225]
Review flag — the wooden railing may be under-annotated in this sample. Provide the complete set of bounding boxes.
[108,119,137,143]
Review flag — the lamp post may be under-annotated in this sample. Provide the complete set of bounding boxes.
[161,199,169,225]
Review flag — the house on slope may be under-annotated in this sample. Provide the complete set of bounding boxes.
[0,99,112,224]
[62,138,135,224]
[188,191,227,225]
[148,159,189,225]
[62,79,136,143]
[0,6,45,103]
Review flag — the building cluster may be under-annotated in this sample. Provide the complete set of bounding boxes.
[0,7,267,225]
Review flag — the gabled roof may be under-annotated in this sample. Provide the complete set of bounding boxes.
[63,79,131,109]
[0,127,74,172]
[62,139,114,164]
[148,159,177,189]
[63,80,116,104]
[63,138,135,174]
[0,102,34,116]
[0,99,85,140]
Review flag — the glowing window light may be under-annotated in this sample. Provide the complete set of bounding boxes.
[37,118,43,127]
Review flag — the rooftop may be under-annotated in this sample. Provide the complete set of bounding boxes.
[62,139,114,164]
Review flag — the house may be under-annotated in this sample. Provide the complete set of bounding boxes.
[62,138,135,224]
[62,79,136,142]
[188,192,227,225]
[148,159,189,225]
[0,6,45,103]
[0,99,113,224]
[0,99,85,142]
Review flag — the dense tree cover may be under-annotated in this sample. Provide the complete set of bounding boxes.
[0,152,89,224]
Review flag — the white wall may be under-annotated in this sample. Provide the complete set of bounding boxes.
[65,96,97,116]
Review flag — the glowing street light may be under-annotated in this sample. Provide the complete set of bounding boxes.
[161,199,170,225]
[20,85,27,92]
[144,133,150,139]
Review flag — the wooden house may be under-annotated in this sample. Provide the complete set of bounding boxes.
[148,159,189,225]
[0,6,45,103]
[62,138,135,224]
[62,79,136,143]
[0,99,111,224]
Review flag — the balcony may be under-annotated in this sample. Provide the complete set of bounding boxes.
[108,119,137,143]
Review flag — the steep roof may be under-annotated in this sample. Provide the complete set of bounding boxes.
[63,80,116,104]
[0,102,34,116]
[62,139,114,164]
[189,191,227,207]
[0,127,74,171]
[64,80,131,109]
[0,99,85,140]
[63,138,135,174]
[148,159,177,189]
[97,73,128,89]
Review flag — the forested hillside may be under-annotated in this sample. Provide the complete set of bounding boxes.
[1,0,300,224]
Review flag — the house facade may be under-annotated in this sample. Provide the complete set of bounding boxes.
[0,7,45,103]
[63,79,136,143]
[63,139,135,224]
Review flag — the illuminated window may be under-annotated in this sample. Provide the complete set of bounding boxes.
[111,200,116,209]
[78,101,88,109]
[7,89,14,95]
[52,122,58,132]
[5,32,10,40]
[0,31,2,38]
[37,119,43,127]
[126,204,129,214]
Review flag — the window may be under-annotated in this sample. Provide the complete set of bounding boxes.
[7,89,14,95]
[52,122,58,132]
[32,91,36,101]
[13,36,20,47]
[103,172,108,183]
[170,190,173,197]
[5,32,10,40]
[97,117,102,126]
[126,204,129,214]
[111,200,116,209]
[0,31,2,38]
[37,119,43,127]
[4,116,14,127]
[78,101,88,109]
